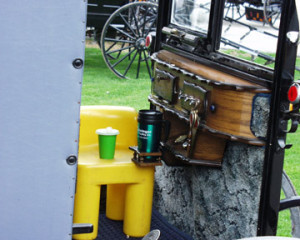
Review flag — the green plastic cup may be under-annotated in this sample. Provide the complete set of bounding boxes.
[96,127,119,159]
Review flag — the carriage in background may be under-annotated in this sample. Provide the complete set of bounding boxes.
[225,0,282,29]
[86,0,158,79]
[85,0,286,79]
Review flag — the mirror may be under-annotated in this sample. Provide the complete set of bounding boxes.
[219,1,281,70]
[170,0,211,35]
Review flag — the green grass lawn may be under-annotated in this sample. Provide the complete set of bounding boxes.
[277,130,300,236]
[82,47,151,110]
[82,46,299,237]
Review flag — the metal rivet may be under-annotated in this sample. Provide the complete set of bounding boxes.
[66,155,77,165]
[210,104,217,113]
[72,58,84,69]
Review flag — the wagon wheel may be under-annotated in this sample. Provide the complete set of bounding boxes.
[100,2,158,79]
[224,0,245,21]
[263,0,281,30]
[280,170,300,237]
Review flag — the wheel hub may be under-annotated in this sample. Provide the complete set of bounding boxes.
[135,38,146,50]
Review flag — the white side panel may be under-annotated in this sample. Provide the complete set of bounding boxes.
[0,1,87,239]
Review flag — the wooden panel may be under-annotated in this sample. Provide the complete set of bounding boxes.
[206,88,256,139]
[192,132,226,161]
[161,110,226,166]
[150,50,271,166]
[156,50,268,89]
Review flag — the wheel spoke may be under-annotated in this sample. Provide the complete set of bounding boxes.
[118,12,139,38]
[143,50,152,78]
[104,37,126,60]
[106,44,135,55]
[107,43,125,60]
[136,51,142,79]
[131,6,141,37]
[145,15,158,36]
[105,39,127,60]
[105,41,118,52]
[109,24,135,40]
[104,37,135,44]
[123,50,139,77]
[272,13,281,24]
[141,7,150,34]
[111,48,136,68]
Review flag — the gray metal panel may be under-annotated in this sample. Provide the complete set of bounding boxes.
[0,1,87,239]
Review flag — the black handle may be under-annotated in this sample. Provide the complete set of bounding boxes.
[72,223,93,234]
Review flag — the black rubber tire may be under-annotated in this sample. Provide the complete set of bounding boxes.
[281,170,300,237]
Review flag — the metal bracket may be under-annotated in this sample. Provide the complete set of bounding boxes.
[72,223,93,234]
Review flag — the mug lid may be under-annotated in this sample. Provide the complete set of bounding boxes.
[96,127,119,136]
[138,110,163,121]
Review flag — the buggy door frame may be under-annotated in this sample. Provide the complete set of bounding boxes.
[257,0,299,235]
[155,0,299,236]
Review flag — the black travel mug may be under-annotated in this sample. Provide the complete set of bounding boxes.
[137,110,163,160]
